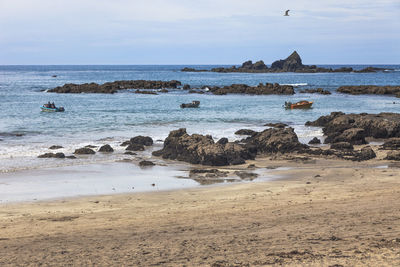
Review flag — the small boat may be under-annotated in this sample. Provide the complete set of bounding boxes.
[41,106,65,112]
[180,100,200,108]
[284,100,313,109]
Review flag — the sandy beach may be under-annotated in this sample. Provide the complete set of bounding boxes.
[1,154,399,266]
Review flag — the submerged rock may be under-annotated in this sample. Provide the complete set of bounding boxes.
[264,123,288,128]
[299,88,331,95]
[337,85,400,97]
[235,129,257,136]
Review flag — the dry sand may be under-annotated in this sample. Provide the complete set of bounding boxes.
[0,156,399,266]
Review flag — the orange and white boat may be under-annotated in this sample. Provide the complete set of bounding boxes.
[284,100,313,109]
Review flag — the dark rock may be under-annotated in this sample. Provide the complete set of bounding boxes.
[299,88,331,95]
[330,142,354,150]
[332,128,367,145]
[74,147,96,155]
[85,145,97,148]
[159,89,169,93]
[384,151,400,161]
[306,112,400,141]
[247,127,307,154]
[130,136,153,146]
[99,144,114,152]
[264,122,288,128]
[126,143,145,151]
[337,85,400,97]
[235,129,257,136]
[65,155,76,159]
[380,138,400,150]
[308,137,321,144]
[183,84,191,90]
[38,152,65,158]
[152,128,254,166]
[181,67,208,72]
[48,80,182,94]
[139,160,155,167]
[210,83,294,95]
[217,138,228,145]
[49,145,63,150]
[271,51,303,72]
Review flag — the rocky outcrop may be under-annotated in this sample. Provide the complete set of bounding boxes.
[48,80,182,94]
[207,83,294,95]
[337,85,400,97]
[181,67,208,72]
[306,112,400,143]
[299,88,331,95]
[74,147,96,155]
[183,51,386,73]
[99,144,114,152]
[330,142,354,150]
[152,128,256,166]
[38,152,65,158]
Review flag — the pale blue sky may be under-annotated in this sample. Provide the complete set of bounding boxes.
[0,0,399,64]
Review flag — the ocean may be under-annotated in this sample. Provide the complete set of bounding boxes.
[1,64,399,201]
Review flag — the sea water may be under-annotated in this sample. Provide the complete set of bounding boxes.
[0,64,399,201]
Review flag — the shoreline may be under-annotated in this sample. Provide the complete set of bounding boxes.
[0,155,399,265]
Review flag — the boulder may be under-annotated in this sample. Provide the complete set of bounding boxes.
[247,127,307,154]
[74,148,96,155]
[130,136,153,146]
[332,128,367,145]
[99,144,114,152]
[216,137,228,145]
[183,84,191,90]
[308,137,321,144]
[38,152,65,158]
[152,128,255,166]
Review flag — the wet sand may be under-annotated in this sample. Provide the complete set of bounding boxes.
[0,156,400,266]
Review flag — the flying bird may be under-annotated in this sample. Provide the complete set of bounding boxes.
[284,10,290,16]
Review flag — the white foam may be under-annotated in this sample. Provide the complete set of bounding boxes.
[280,83,308,87]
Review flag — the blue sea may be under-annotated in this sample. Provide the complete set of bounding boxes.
[0,64,399,201]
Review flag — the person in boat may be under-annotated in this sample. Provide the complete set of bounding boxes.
[51,102,55,108]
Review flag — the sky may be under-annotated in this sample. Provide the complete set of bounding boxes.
[0,0,399,64]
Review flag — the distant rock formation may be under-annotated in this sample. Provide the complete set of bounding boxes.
[48,80,182,94]
[181,51,391,73]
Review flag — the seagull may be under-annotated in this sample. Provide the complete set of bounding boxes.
[284,10,290,16]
